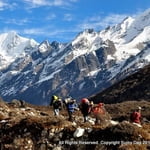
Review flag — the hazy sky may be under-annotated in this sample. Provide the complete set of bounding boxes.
[0,0,150,43]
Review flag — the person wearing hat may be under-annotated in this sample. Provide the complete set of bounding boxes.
[130,106,142,125]
[80,98,92,122]
[50,95,62,116]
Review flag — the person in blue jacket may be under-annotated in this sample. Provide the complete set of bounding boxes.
[64,98,78,121]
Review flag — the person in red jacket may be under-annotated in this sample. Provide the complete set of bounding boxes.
[91,103,106,124]
[130,106,142,124]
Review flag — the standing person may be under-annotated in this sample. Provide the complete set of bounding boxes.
[50,95,62,116]
[64,98,78,122]
[130,106,142,126]
[80,98,91,122]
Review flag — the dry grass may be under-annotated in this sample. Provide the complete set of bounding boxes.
[105,100,150,122]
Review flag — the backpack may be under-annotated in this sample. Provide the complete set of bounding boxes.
[53,100,61,109]
[92,105,105,115]
[80,102,91,115]
[67,102,75,112]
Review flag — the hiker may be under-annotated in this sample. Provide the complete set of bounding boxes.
[50,95,62,116]
[80,98,92,122]
[91,103,108,125]
[64,98,78,122]
[130,106,142,127]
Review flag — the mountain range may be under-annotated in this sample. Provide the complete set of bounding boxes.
[0,9,150,105]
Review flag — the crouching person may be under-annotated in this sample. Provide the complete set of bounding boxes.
[91,103,111,126]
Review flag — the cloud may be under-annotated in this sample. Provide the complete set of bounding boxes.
[23,28,45,35]
[23,0,49,7]
[23,0,78,8]
[0,1,17,11]
[102,14,128,26]
[18,26,77,42]
[77,13,129,31]
[17,13,130,42]
[53,0,65,6]
[46,13,57,20]
[22,27,72,36]
[63,14,74,21]
[69,0,79,2]
[3,18,29,26]
[0,1,6,8]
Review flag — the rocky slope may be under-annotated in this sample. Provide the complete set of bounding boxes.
[0,9,150,105]
[0,98,150,150]
[89,64,150,104]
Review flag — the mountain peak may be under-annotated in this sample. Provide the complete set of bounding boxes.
[139,8,150,19]
[38,40,51,53]
[84,28,95,33]
[131,9,150,30]
[9,30,18,34]
[0,32,38,69]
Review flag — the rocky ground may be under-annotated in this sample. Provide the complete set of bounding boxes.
[0,98,150,150]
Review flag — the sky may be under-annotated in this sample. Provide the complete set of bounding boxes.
[0,0,150,43]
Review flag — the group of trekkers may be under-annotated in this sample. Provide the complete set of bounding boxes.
[50,95,142,126]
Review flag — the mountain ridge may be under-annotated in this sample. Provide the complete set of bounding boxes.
[89,64,150,104]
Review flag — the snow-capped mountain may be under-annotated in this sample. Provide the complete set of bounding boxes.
[0,31,38,70]
[0,9,150,105]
